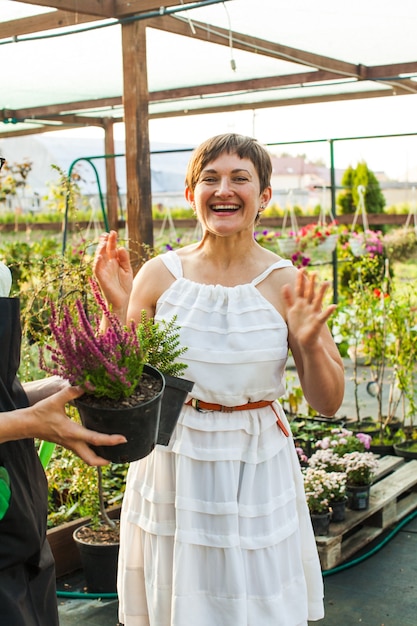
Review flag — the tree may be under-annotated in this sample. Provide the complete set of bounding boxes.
[337,161,386,215]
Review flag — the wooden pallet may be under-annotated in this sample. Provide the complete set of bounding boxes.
[315,456,417,571]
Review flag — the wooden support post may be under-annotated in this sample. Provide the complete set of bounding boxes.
[121,20,153,274]
[104,119,119,233]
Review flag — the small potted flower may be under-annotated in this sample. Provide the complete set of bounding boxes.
[325,470,347,522]
[303,467,344,535]
[343,451,379,511]
[314,427,371,456]
[307,450,347,521]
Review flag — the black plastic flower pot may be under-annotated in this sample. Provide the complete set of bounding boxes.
[74,365,165,464]
[393,440,417,460]
[156,374,195,446]
[73,524,119,593]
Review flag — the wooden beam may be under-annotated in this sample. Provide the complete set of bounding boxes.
[150,70,348,102]
[366,61,417,79]
[0,123,89,138]
[114,0,199,18]
[0,68,359,126]
[19,114,106,126]
[148,88,401,119]
[121,19,152,273]
[5,98,122,119]
[12,1,116,17]
[1,1,199,37]
[0,11,98,38]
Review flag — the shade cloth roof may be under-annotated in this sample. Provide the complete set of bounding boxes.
[2,0,417,138]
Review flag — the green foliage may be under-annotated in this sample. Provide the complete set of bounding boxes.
[0,159,32,203]
[338,249,388,297]
[43,164,92,217]
[333,270,417,426]
[152,205,194,220]
[0,235,97,384]
[46,437,127,529]
[137,311,188,377]
[337,161,386,215]
[384,226,417,262]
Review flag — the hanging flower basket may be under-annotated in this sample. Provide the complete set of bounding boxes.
[297,221,340,263]
[277,195,299,258]
[278,238,299,256]
[348,230,384,257]
[307,233,339,262]
[317,232,339,254]
[349,233,368,257]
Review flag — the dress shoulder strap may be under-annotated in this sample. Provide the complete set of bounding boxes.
[159,251,183,279]
[251,259,293,286]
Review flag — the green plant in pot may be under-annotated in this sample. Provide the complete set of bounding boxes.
[136,311,194,446]
[339,262,417,445]
[40,278,166,464]
[342,450,379,511]
[302,467,346,535]
[360,280,417,445]
[71,464,123,593]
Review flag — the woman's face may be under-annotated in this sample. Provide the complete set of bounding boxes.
[186,152,271,237]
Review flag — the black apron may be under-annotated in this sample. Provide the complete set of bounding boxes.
[0,297,58,626]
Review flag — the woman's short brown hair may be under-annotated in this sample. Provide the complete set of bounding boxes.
[185,133,272,193]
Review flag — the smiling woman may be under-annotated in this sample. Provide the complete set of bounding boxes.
[91,132,344,626]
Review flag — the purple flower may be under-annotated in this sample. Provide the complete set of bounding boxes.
[356,432,372,450]
[39,278,145,401]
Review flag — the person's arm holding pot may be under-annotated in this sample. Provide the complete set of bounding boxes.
[0,384,127,466]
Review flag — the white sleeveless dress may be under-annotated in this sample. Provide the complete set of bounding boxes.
[117,251,324,626]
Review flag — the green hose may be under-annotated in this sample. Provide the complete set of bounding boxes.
[322,507,417,576]
[56,589,117,599]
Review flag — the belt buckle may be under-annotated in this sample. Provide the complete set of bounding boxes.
[191,398,209,413]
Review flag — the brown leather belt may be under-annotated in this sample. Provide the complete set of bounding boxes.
[185,398,289,437]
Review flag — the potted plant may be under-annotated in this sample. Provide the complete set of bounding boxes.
[343,451,378,511]
[40,278,166,464]
[296,220,340,261]
[310,427,376,516]
[331,301,372,424]
[306,449,348,521]
[334,260,417,448]
[359,280,417,445]
[135,311,194,446]
[72,465,121,593]
[303,467,345,535]
[313,427,372,456]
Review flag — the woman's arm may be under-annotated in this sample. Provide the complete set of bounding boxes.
[94,231,174,325]
[282,269,345,417]
[93,230,133,325]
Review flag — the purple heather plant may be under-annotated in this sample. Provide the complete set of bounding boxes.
[39,278,145,401]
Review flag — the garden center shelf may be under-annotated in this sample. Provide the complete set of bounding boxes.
[315,456,417,571]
